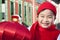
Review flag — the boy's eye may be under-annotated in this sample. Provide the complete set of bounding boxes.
[48,16,52,18]
[40,16,44,18]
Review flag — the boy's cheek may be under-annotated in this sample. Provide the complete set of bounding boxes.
[48,19,54,23]
[37,18,42,21]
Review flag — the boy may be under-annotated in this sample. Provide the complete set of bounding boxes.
[30,1,60,40]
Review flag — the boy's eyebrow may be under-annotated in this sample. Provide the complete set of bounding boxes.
[47,14,53,16]
[39,14,44,15]
[39,13,54,16]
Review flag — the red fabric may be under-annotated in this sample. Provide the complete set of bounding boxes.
[37,1,56,16]
[0,21,31,40]
[12,16,19,19]
[30,21,60,40]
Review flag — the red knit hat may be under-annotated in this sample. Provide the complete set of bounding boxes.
[37,1,56,16]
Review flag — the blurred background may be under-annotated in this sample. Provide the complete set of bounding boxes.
[1,0,60,30]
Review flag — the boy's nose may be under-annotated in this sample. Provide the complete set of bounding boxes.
[43,17,48,22]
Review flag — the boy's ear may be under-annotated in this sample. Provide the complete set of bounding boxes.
[36,16,39,21]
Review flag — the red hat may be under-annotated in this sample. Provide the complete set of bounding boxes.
[37,1,56,16]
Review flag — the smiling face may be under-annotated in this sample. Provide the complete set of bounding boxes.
[37,9,55,28]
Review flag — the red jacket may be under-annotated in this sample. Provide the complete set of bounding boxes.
[30,21,60,40]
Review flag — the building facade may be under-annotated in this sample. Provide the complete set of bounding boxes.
[1,0,46,26]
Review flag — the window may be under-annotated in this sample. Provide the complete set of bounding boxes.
[2,0,5,3]
[28,6,32,26]
[24,6,27,23]
[19,4,21,17]
[11,1,14,15]
[2,13,5,19]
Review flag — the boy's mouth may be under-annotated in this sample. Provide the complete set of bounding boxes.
[41,23,49,26]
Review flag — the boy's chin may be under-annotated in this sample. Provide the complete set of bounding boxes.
[41,25,50,28]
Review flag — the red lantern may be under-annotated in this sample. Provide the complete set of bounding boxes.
[0,21,31,40]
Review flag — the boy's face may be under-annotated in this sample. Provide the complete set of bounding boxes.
[37,9,55,28]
